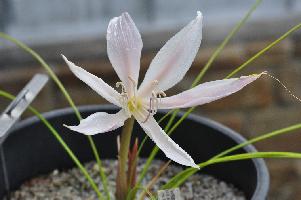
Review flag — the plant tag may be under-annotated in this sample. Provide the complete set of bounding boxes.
[158,188,182,200]
[0,74,48,139]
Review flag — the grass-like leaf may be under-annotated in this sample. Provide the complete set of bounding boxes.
[162,151,301,190]
[162,122,301,189]
[0,33,110,199]
[226,22,301,79]
[0,90,104,199]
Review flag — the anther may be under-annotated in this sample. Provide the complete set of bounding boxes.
[116,82,126,94]
[152,80,159,86]
[157,91,166,99]
[116,82,128,106]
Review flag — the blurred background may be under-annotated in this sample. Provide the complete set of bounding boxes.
[0,0,301,199]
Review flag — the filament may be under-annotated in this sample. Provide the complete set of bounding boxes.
[128,76,137,98]
[142,87,166,123]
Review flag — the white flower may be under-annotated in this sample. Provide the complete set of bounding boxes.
[62,12,263,168]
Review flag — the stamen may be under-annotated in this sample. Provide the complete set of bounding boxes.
[157,91,166,99]
[116,82,126,94]
[128,76,137,98]
[142,110,151,123]
[143,80,167,123]
[142,97,159,123]
[152,80,159,87]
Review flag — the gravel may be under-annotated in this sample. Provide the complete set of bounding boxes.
[9,159,246,200]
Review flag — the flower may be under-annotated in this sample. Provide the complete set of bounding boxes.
[62,12,263,168]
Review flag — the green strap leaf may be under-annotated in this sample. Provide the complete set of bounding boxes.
[0,33,110,199]
[0,90,104,200]
[162,151,301,189]
[163,122,301,189]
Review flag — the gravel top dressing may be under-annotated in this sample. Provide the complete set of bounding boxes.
[10,159,246,200]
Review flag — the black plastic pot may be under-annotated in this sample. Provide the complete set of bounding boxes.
[0,105,269,199]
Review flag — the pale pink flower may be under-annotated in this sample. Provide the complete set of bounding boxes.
[62,12,263,168]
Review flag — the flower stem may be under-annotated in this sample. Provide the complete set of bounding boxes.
[116,117,135,200]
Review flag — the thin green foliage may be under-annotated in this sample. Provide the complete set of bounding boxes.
[226,22,301,79]
[136,0,263,186]
[162,123,301,188]
[0,33,110,199]
[162,151,301,190]
[205,152,301,165]
[164,111,178,132]
[0,90,104,200]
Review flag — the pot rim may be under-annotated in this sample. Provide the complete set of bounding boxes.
[11,104,269,199]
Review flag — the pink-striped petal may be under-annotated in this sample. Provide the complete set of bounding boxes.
[136,116,199,168]
[138,11,203,97]
[107,12,143,96]
[159,73,264,109]
[62,55,121,107]
[64,109,129,135]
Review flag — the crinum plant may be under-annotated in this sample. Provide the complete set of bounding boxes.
[1,0,301,199]
[62,11,263,199]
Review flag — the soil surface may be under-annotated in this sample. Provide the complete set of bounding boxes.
[9,159,246,200]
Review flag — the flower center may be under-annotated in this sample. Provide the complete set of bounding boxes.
[127,97,143,113]
[115,79,166,123]
[116,78,143,114]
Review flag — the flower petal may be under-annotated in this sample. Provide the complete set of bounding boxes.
[107,12,143,96]
[159,73,264,109]
[138,11,203,97]
[62,55,121,107]
[136,116,199,168]
[65,109,129,135]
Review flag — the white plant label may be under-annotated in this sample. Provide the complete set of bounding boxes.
[158,188,182,200]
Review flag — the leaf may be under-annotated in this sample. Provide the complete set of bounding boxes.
[162,152,301,189]
[163,122,301,189]
[0,33,111,199]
